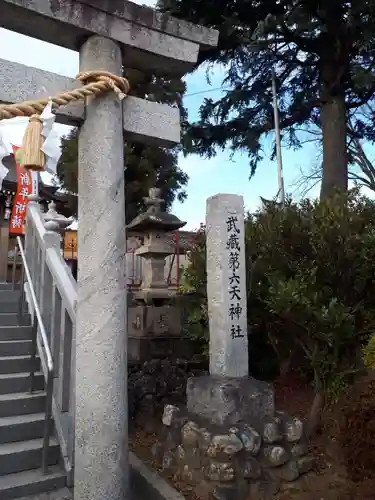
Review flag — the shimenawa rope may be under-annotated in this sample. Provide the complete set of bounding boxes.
[0,70,130,171]
[0,70,130,120]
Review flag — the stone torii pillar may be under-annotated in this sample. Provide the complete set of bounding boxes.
[76,36,128,500]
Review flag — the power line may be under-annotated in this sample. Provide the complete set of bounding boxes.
[184,86,228,97]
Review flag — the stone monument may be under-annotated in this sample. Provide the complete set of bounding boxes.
[187,194,275,425]
[127,187,187,361]
[157,194,314,500]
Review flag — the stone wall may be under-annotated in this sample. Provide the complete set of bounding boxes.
[154,405,314,500]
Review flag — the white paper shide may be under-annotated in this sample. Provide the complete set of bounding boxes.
[0,101,62,188]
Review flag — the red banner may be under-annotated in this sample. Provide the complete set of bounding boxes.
[9,145,33,235]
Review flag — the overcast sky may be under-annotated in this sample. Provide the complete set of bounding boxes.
[0,0,340,229]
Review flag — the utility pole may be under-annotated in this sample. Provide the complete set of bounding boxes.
[271,66,285,204]
[252,12,286,204]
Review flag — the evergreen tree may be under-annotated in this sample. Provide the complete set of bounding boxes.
[294,104,375,196]
[57,69,188,222]
[159,0,375,198]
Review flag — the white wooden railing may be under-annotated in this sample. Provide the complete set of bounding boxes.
[22,196,77,485]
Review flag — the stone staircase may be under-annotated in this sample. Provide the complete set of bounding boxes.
[0,284,66,499]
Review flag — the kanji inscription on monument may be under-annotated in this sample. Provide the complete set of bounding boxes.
[206,194,248,378]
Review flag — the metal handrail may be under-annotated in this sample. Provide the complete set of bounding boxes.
[15,236,54,474]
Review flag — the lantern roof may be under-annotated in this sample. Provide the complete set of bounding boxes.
[127,187,186,232]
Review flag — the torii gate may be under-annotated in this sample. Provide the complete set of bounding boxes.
[0,1,217,498]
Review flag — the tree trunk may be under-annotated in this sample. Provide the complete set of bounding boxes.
[306,370,325,437]
[306,390,325,438]
[320,94,348,200]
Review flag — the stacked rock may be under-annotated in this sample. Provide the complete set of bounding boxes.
[155,405,314,500]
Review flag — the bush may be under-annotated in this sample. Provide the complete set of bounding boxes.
[336,371,375,481]
[180,189,375,419]
[249,190,375,400]
[363,335,375,369]
[179,228,209,358]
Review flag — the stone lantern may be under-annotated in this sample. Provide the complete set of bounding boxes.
[127,187,186,303]
[126,187,188,361]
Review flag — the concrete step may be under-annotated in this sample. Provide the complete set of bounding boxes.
[0,372,44,395]
[0,327,33,341]
[0,302,19,314]
[0,340,33,357]
[0,291,21,304]
[0,438,60,476]
[0,413,45,444]
[0,356,40,375]
[0,467,66,500]
[0,392,45,418]
[0,284,14,291]
[0,314,30,327]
